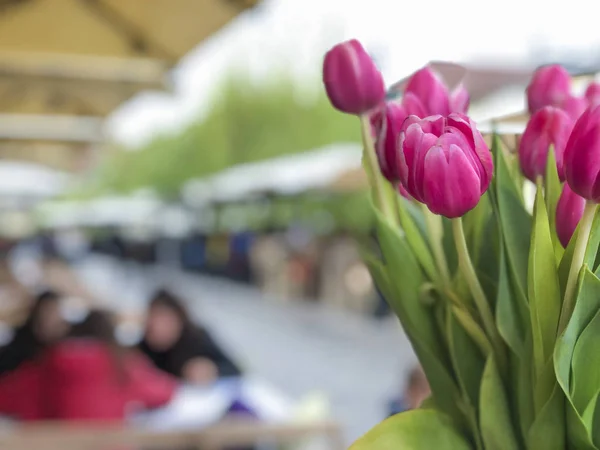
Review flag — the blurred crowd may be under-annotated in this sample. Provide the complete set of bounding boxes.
[0,288,247,423]
[0,228,427,431]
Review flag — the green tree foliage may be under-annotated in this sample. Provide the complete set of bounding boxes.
[97,73,361,196]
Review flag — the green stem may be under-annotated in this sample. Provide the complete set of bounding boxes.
[359,114,393,221]
[452,217,506,369]
[559,201,597,333]
[421,204,452,288]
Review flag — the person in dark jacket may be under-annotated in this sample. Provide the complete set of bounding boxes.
[139,289,241,384]
[0,290,69,376]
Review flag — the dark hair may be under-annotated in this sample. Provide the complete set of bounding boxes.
[70,309,127,383]
[70,309,118,345]
[149,289,193,328]
[24,290,61,330]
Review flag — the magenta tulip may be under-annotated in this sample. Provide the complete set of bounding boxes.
[403,67,451,117]
[374,102,409,182]
[561,95,587,120]
[564,104,600,201]
[323,40,386,115]
[518,106,575,182]
[397,114,493,218]
[585,82,600,106]
[401,91,427,118]
[450,84,470,114]
[556,183,586,248]
[527,64,571,114]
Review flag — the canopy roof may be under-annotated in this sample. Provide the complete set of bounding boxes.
[0,0,259,64]
[182,143,363,205]
[0,52,168,116]
[0,114,104,143]
[0,161,71,202]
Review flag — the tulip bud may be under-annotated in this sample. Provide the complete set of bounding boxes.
[585,82,600,106]
[560,95,587,120]
[564,104,600,201]
[556,183,586,247]
[518,106,575,182]
[323,40,386,115]
[450,84,470,114]
[403,67,451,117]
[373,102,408,183]
[398,114,493,218]
[401,91,428,118]
[527,64,571,114]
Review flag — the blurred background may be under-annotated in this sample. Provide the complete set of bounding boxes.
[0,0,597,448]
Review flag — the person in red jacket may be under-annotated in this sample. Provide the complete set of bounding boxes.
[0,309,178,422]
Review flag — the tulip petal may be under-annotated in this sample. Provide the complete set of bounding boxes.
[556,184,586,248]
[404,67,451,116]
[375,102,408,181]
[446,114,493,192]
[399,123,438,201]
[422,144,482,218]
[526,64,571,114]
[450,84,470,114]
[564,105,600,200]
[565,124,600,199]
[518,106,574,182]
[401,92,428,118]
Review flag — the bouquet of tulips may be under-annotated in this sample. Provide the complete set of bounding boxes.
[323,40,600,450]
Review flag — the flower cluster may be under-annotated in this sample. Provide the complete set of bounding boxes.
[323,39,600,450]
[322,39,490,218]
[521,66,600,247]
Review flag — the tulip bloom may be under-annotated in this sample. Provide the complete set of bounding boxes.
[374,102,408,182]
[401,67,469,117]
[518,106,575,182]
[564,104,600,201]
[556,184,586,248]
[585,82,600,106]
[323,40,386,115]
[527,64,571,114]
[397,114,493,218]
[450,84,470,115]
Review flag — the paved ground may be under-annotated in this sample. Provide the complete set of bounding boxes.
[72,256,417,444]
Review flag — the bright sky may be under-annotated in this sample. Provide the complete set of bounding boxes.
[106,0,600,148]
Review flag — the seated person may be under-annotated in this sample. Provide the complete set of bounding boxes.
[139,289,241,384]
[0,309,177,421]
[0,290,69,376]
[388,365,430,416]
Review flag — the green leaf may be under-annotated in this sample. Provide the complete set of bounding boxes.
[555,267,600,449]
[489,135,531,326]
[590,394,600,447]
[528,183,561,400]
[350,409,473,450]
[496,241,526,357]
[555,268,600,393]
[544,146,564,263]
[559,210,600,297]
[527,383,566,450]
[451,305,492,357]
[571,305,600,413]
[393,190,438,282]
[368,214,463,421]
[463,193,493,268]
[517,331,535,439]
[447,308,485,408]
[566,400,598,450]
[479,357,520,450]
